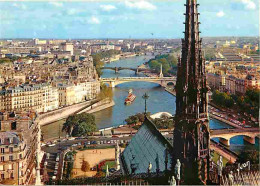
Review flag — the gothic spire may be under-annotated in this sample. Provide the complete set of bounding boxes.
[173,1,210,184]
[176,0,207,119]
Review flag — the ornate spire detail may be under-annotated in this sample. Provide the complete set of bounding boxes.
[176,0,208,119]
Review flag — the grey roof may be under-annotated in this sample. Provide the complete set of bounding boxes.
[0,132,20,145]
[121,117,173,175]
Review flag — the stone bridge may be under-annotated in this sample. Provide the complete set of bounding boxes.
[210,128,260,146]
[101,67,152,74]
[101,77,176,88]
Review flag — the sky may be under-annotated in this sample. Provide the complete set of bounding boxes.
[0,0,259,39]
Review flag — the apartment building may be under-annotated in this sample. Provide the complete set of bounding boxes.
[0,111,40,185]
[57,80,100,107]
[0,84,59,113]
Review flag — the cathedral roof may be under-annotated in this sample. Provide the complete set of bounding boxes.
[120,116,173,175]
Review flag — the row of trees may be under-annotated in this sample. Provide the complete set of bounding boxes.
[211,88,259,119]
[0,58,12,64]
[124,112,174,129]
[63,151,77,179]
[62,113,97,137]
[234,88,259,119]
[124,112,148,125]
[148,54,178,76]
[211,90,234,108]
[97,83,113,101]
[92,50,121,76]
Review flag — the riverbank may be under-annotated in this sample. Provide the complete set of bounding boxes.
[40,99,115,126]
[209,114,241,129]
[164,87,243,129]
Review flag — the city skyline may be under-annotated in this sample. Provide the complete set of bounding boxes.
[0,0,259,39]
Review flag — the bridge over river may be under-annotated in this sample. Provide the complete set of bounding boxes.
[101,77,176,88]
[210,127,260,146]
[101,67,152,74]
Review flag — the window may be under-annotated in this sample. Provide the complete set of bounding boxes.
[10,172,14,179]
[8,164,13,170]
[19,154,22,159]
[1,173,4,179]
[11,122,17,130]
[0,156,4,162]
[9,147,13,153]
[0,148,4,153]
[0,165,3,171]
[9,156,13,161]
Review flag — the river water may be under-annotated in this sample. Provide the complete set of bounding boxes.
[42,55,258,154]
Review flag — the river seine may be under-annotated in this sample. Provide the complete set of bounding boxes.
[42,55,258,154]
[94,55,258,153]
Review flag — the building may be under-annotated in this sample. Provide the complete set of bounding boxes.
[33,39,46,45]
[0,111,40,185]
[60,42,74,55]
[207,73,225,91]
[225,75,236,94]
[0,84,59,113]
[173,0,210,184]
[57,81,100,107]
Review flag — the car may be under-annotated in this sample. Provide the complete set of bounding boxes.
[48,144,56,147]
[72,144,78,147]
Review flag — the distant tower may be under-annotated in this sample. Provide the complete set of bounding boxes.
[159,64,163,78]
[115,142,120,170]
[173,0,210,184]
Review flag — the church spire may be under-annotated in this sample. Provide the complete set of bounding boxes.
[176,0,208,119]
[173,0,210,184]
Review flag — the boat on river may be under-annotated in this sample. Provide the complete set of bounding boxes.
[124,89,136,105]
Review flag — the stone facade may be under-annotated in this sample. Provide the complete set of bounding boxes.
[0,111,40,185]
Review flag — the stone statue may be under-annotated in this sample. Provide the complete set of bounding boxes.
[169,175,176,186]
[217,156,223,176]
[228,171,234,185]
[148,162,152,174]
[217,156,223,184]
[174,159,181,185]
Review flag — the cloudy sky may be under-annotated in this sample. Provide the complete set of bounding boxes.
[0,0,258,39]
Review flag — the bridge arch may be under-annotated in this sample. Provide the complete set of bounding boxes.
[211,134,258,147]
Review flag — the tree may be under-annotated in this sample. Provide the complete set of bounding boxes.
[237,150,259,164]
[0,58,12,64]
[148,54,178,76]
[97,83,113,100]
[62,113,97,137]
[81,160,90,172]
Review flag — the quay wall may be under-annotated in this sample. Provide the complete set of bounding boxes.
[210,140,238,163]
[39,99,114,126]
[209,114,242,129]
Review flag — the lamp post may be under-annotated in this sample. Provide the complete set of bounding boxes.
[142,93,149,115]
